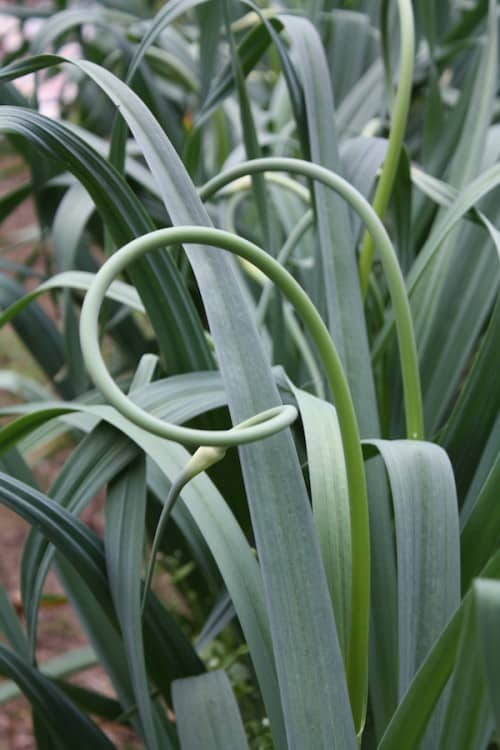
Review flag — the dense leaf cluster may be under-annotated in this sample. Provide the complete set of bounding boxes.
[0,1,499,748]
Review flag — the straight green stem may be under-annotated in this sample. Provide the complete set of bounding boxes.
[358,0,415,298]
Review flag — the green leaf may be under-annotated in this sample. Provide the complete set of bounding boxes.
[0,584,29,660]
[373,162,500,375]
[0,273,71,398]
[0,646,97,704]
[0,473,115,617]
[195,592,234,651]
[0,644,115,749]
[222,0,273,251]
[105,456,160,750]
[411,165,500,257]
[63,53,357,750]
[441,296,500,501]
[282,16,373,408]
[199,18,280,121]
[475,579,500,737]
[173,670,250,750]
[379,552,500,750]
[460,449,500,591]
[0,180,31,223]
[412,0,498,432]
[438,592,492,750]
[292,386,351,660]
[0,101,212,374]
[0,271,144,328]
[197,2,222,103]
[2,51,357,749]
[364,440,460,700]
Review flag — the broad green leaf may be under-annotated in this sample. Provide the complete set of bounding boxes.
[323,9,378,107]
[0,473,115,619]
[411,165,500,257]
[282,18,363,382]
[51,183,96,394]
[475,579,500,737]
[125,0,210,85]
[173,670,250,750]
[0,445,37,489]
[340,137,387,240]
[2,377,288,742]
[379,552,500,750]
[461,412,500,525]
[15,392,223,653]
[48,52,358,750]
[292,386,351,659]
[48,682,122,723]
[105,456,159,750]
[438,594,492,750]
[197,1,223,103]
[0,470,203,715]
[336,59,385,137]
[240,3,308,156]
[108,0,212,178]
[364,440,460,700]
[53,554,161,743]
[29,8,117,54]
[137,449,288,750]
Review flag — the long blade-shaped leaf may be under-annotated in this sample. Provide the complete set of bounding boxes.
[3,381,286,747]
[105,456,160,750]
[475,579,500,736]
[282,16,376,419]
[1,51,357,749]
[0,644,114,749]
[0,100,211,374]
[292,386,351,660]
[173,670,250,750]
[438,594,492,750]
[379,552,500,750]
[364,440,460,701]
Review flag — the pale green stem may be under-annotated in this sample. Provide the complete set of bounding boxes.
[201,157,424,442]
[141,444,227,614]
[358,0,415,298]
[140,404,301,613]
[201,156,424,731]
[283,303,325,399]
[256,210,314,327]
[79,222,372,733]
[213,172,311,204]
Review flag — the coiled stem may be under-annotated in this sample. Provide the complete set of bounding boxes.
[79,223,369,727]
